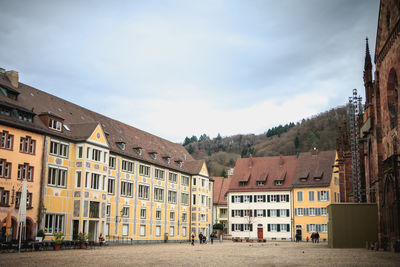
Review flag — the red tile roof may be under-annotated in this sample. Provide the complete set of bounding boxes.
[212,176,231,205]
[228,155,298,192]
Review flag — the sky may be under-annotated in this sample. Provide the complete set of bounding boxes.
[0,0,380,142]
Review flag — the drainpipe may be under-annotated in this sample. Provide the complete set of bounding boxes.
[38,136,48,231]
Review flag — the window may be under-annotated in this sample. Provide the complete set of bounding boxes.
[270,224,277,231]
[122,206,129,217]
[102,175,106,191]
[181,193,189,205]
[244,224,252,231]
[270,195,278,202]
[17,111,34,122]
[239,181,248,187]
[103,152,107,163]
[109,156,116,169]
[256,195,265,202]
[181,175,189,186]
[156,210,162,220]
[155,226,161,236]
[19,136,36,154]
[15,192,32,208]
[220,209,227,216]
[140,225,146,236]
[140,208,146,219]
[122,224,129,236]
[0,159,11,178]
[76,171,82,188]
[192,213,196,222]
[47,167,67,187]
[49,140,69,158]
[49,118,62,131]
[270,209,277,217]
[89,201,100,218]
[233,210,241,217]
[192,177,196,186]
[139,165,150,176]
[106,204,111,216]
[192,194,196,205]
[182,212,187,222]
[319,191,329,201]
[0,106,11,117]
[44,214,64,234]
[280,224,289,232]
[168,190,177,204]
[122,160,134,173]
[91,173,100,189]
[17,164,34,181]
[233,196,242,203]
[257,181,265,186]
[297,191,303,202]
[77,146,83,159]
[309,191,315,202]
[182,227,187,237]
[170,211,175,221]
[108,177,115,194]
[169,226,174,237]
[106,223,110,236]
[297,208,304,216]
[244,210,252,217]
[321,207,327,216]
[201,195,206,206]
[309,207,316,216]
[169,172,177,183]
[154,187,164,202]
[307,224,317,233]
[155,168,164,180]
[0,131,13,150]
[0,188,10,206]
[86,147,91,159]
[138,184,149,199]
[201,179,206,187]
[321,224,328,233]
[92,149,101,161]
[120,181,133,197]
[275,180,283,186]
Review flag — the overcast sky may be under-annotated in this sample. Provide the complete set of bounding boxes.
[0,0,379,142]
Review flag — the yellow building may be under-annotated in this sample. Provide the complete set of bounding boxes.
[0,73,44,241]
[0,68,213,242]
[292,150,340,241]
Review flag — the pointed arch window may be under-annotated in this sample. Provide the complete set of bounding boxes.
[387,68,398,130]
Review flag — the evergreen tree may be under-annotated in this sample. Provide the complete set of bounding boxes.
[183,136,191,146]
[187,144,194,154]
[294,135,300,149]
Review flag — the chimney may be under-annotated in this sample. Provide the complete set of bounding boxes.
[311,147,319,156]
[249,154,253,168]
[5,70,19,88]
[279,154,284,166]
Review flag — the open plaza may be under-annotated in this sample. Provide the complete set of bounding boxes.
[1,242,400,267]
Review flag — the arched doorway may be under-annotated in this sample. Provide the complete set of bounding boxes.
[26,217,35,241]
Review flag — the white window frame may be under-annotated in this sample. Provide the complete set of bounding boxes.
[138,184,149,199]
[139,164,150,176]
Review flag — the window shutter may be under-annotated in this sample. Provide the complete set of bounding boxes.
[232,224,234,231]
[317,191,321,201]
[232,210,234,217]
[317,224,321,232]
[327,191,330,201]
[250,224,253,231]
[286,209,289,217]
[287,224,290,231]
[254,209,257,216]
[267,210,270,217]
[268,224,271,232]
[267,195,270,202]
[250,210,253,217]
[263,210,266,217]
[240,224,244,231]
[263,195,266,202]
[277,210,280,217]
[316,208,321,216]
[306,224,309,233]
[250,195,253,202]
[277,196,280,202]
[294,208,297,216]
[304,208,309,216]
[277,224,280,232]
[286,194,289,202]
[241,210,244,217]
[240,196,243,203]
[232,196,234,203]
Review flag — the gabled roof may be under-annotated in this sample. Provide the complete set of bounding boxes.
[213,176,231,205]
[292,150,336,187]
[228,155,298,192]
[0,72,204,175]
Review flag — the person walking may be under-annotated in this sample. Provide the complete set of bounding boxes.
[210,232,215,244]
[315,232,320,243]
[191,233,195,246]
[199,233,203,244]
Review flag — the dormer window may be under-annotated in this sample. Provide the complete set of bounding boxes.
[274,180,283,186]
[300,178,308,182]
[116,142,126,150]
[239,181,248,187]
[0,86,18,100]
[149,152,157,160]
[163,156,171,164]
[134,147,142,155]
[257,181,265,186]
[49,118,62,131]
[0,105,11,117]
[175,160,183,168]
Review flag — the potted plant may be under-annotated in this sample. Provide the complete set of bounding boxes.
[37,229,45,241]
[77,232,89,249]
[53,232,64,251]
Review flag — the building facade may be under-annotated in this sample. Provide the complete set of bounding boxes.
[0,68,212,242]
[227,155,297,240]
[292,150,339,241]
[212,176,231,233]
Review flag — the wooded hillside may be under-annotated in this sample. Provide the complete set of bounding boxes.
[183,106,347,176]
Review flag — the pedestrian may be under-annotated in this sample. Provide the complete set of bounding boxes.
[316,232,320,243]
[210,232,215,244]
[98,233,105,246]
[306,236,309,242]
[191,233,195,246]
[202,235,207,244]
[199,233,203,244]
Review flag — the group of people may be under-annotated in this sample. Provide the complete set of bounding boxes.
[310,232,320,243]
[191,232,216,245]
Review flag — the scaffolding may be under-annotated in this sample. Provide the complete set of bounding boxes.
[348,88,363,203]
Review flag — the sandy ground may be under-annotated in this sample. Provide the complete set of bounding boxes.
[1,241,400,267]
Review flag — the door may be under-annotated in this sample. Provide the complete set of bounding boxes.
[73,220,79,240]
[296,229,302,241]
[257,227,263,239]
[88,221,98,241]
